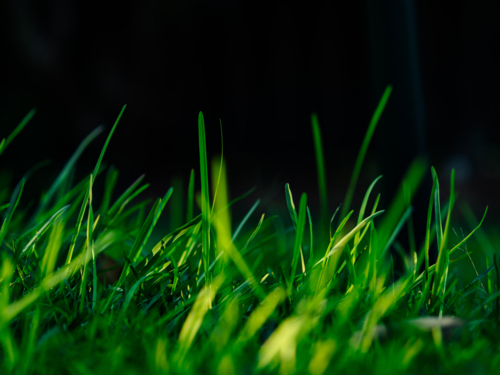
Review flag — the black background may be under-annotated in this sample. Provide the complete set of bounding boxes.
[1,0,499,225]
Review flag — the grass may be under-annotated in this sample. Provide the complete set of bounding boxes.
[0,94,498,375]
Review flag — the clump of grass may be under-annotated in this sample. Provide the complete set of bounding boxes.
[0,94,497,375]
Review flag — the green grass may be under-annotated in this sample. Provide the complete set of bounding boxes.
[0,98,498,375]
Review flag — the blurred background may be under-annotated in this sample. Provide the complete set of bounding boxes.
[1,0,499,238]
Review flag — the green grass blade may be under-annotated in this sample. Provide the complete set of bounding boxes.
[288,193,307,295]
[311,113,328,239]
[210,120,224,215]
[355,175,382,245]
[65,181,90,264]
[285,183,298,229]
[187,169,195,222]
[241,214,265,254]
[132,187,173,262]
[381,206,413,257]
[316,210,385,266]
[0,179,25,248]
[306,206,314,269]
[22,205,70,256]
[377,157,427,255]
[91,240,97,312]
[91,105,126,183]
[0,108,36,157]
[39,126,104,215]
[198,111,211,285]
[98,166,119,220]
[341,85,392,220]
[79,175,94,313]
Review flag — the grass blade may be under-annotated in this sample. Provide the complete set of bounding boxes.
[0,179,25,248]
[91,105,126,184]
[38,126,104,216]
[311,113,328,239]
[0,108,36,157]
[285,183,298,229]
[187,169,195,222]
[341,85,392,220]
[288,193,307,295]
[198,111,211,286]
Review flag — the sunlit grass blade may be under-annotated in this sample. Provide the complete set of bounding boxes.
[285,183,298,229]
[316,210,385,266]
[21,205,70,256]
[210,161,266,300]
[237,287,286,344]
[176,275,224,362]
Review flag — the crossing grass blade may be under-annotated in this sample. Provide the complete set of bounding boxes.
[354,175,382,245]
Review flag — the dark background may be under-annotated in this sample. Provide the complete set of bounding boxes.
[1,0,499,227]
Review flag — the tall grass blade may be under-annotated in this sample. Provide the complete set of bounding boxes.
[311,113,328,239]
[288,193,307,295]
[341,85,392,219]
[91,105,126,184]
[186,169,195,222]
[198,111,211,286]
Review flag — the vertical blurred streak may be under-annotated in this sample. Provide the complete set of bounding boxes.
[365,0,426,164]
[365,0,427,245]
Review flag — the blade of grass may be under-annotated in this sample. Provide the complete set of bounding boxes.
[311,113,328,240]
[187,169,195,222]
[0,108,36,157]
[354,175,382,245]
[285,183,298,229]
[91,105,126,185]
[198,111,211,286]
[37,126,104,216]
[0,179,25,248]
[340,85,392,220]
[288,193,307,295]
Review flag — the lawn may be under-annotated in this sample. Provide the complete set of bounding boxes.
[0,89,498,374]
